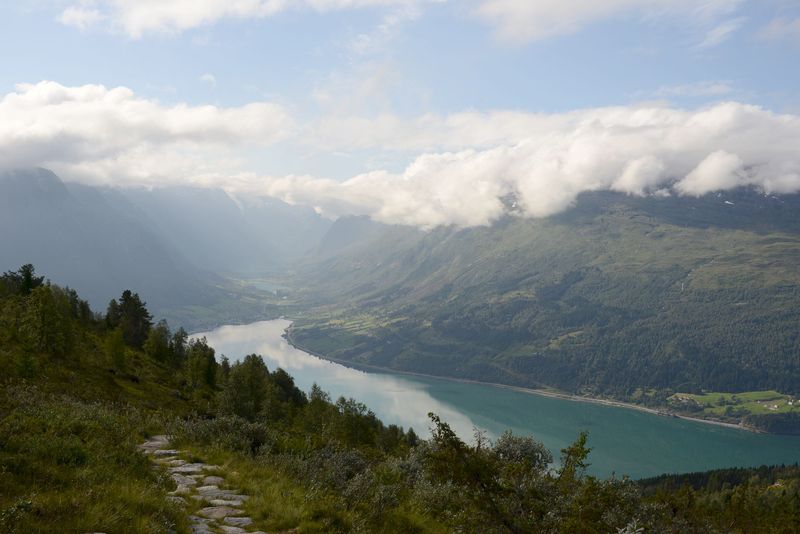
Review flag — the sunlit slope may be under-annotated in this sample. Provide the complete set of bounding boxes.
[292,190,800,397]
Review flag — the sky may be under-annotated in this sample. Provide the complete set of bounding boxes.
[2,0,800,228]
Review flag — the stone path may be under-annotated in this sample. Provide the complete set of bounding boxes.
[140,435,266,534]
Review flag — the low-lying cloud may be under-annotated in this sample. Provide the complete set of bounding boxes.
[261,102,800,228]
[3,82,800,230]
[0,81,293,186]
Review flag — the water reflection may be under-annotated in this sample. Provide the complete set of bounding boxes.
[195,320,800,478]
[194,319,480,439]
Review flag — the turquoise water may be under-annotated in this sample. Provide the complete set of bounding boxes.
[196,319,800,479]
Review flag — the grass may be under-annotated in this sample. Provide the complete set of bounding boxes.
[0,386,187,534]
[670,390,800,418]
[180,445,348,532]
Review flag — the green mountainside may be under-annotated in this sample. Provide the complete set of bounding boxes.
[290,190,800,429]
[3,266,799,533]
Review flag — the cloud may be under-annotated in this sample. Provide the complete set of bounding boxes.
[473,0,743,43]
[0,81,294,186]
[758,17,800,43]
[674,150,744,196]
[652,81,733,99]
[697,17,745,48]
[199,73,217,86]
[58,6,105,31]
[261,102,800,227]
[4,82,800,230]
[58,0,428,38]
[348,5,422,55]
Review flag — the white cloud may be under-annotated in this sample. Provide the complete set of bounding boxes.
[58,0,428,38]
[348,5,422,55]
[697,17,745,48]
[758,17,800,43]
[474,0,743,43]
[674,150,744,196]
[199,73,217,86]
[264,102,800,227]
[5,82,800,230]
[58,6,105,30]
[0,81,294,186]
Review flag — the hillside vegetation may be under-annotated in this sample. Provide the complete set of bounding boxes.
[2,265,799,533]
[290,190,800,430]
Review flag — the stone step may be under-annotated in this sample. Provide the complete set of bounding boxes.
[223,517,254,527]
[198,506,245,520]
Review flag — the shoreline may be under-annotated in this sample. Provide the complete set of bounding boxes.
[283,325,757,434]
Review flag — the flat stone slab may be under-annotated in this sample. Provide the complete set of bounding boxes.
[197,493,250,503]
[220,526,246,534]
[209,498,244,507]
[203,476,225,486]
[170,463,208,474]
[169,484,191,495]
[198,506,244,520]
[171,473,197,486]
[154,449,181,456]
[224,517,254,527]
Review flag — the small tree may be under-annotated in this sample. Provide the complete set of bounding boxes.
[106,290,152,349]
[20,285,73,357]
[1,264,45,296]
[186,337,217,389]
[106,328,126,372]
[218,354,270,421]
[170,327,188,368]
[144,320,171,363]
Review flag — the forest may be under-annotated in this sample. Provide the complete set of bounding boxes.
[289,192,800,432]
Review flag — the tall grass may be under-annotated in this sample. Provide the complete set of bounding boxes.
[0,385,186,533]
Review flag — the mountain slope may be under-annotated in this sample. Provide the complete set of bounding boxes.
[291,190,800,403]
[0,169,204,310]
[119,186,331,273]
[0,169,281,330]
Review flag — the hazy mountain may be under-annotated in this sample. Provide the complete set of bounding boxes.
[238,196,333,264]
[0,168,207,312]
[291,189,800,397]
[117,187,331,274]
[0,168,330,329]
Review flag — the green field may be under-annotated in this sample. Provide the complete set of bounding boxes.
[670,390,800,417]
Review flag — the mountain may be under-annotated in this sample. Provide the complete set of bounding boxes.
[290,189,800,405]
[118,187,331,274]
[0,168,325,329]
[0,168,206,311]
